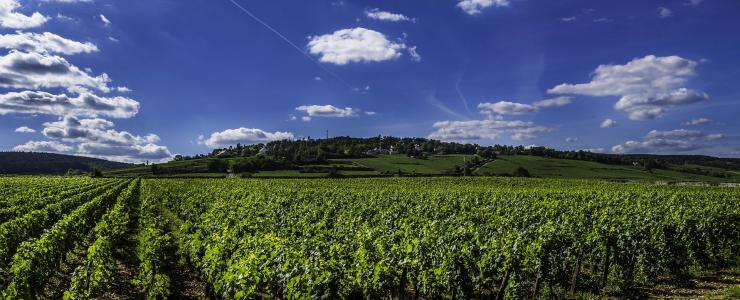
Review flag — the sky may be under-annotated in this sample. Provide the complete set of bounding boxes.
[0,0,739,162]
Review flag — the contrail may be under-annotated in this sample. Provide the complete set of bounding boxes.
[455,75,473,116]
[226,0,354,89]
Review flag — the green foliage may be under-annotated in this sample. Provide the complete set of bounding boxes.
[513,166,531,177]
[3,180,130,298]
[132,180,173,299]
[90,166,103,178]
[0,179,121,272]
[147,177,740,299]
[65,180,140,299]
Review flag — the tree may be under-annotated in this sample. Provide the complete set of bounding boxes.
[90,166,103,178]
[513,167,530,177]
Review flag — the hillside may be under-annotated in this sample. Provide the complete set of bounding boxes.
[106,153,740,183]
[0,152,131,175]
[475,155,740,182]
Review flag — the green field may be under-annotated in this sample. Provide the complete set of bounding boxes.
[335,154,471,174]
[475,155,737,182]
[105,154,740,183]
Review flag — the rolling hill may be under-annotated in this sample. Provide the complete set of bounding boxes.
[0,152,131,175]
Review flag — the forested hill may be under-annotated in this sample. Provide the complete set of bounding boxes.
[0,152,131,175]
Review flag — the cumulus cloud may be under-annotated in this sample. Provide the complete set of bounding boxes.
[200,127,295,148]
[533,96,572,108]
[478,98,571,116]
[657,7,673,18]
[0,90,140,118]
[0,51,112,92]
[549,55,708,120]
[611,129,724,154]
[14,140,72,153]
[0,32,98,55]
[14,126,34,133]
[295,104,358,120]
[428,119,553,141]
[365,8,413,22]
[601,118,617,128]
[478,101,538,115]
[31,116,172,162]
[0,0,48,29]
[457,0,509,15]
[307,28,407,65]
[685,117,712,126]
[565,137,578,143]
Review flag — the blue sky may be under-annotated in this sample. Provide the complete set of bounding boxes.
[0,0,739,162]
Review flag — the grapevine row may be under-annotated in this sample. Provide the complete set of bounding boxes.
[2,180,131,298]
[65,179,141,299]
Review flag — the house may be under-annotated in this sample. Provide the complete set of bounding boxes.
[364,147,392,156]
[258,146,272,156]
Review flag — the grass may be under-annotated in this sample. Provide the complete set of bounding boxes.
[340,154,470,174]
[475,155,735,182]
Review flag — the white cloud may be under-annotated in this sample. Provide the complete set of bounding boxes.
[614,88,709,120]
[200,127,294,148]
[307,27,407,65]
[0,90,140,118]
[365,111,376,116]
[565,137,578,143]
[549,55,707,120]
[477,98,571,116]
[365,8,412,22]
[0,32,99,55]
[657,7,673,19]
[533,96,572,108]
[0,51,113,92]
[685,0,704,6]
[457,0,509,15]
[0,0,48,29]
[108,36,119,43]
[295,104,358,119]
[685,117,712,126]
[14,126,34,133]
[429,119,553,141]
[33,116,172,162]
[408,46,422,62]
[478,101,538,115]
[561,17,577,22]
[612,129,724,154]
[314,76,322,81]
[115,86,132,93]
[601,118,617,128]
[99,14,111,26]
[14,140,72,153]
[644,129,723,141]
[581,148,606,153]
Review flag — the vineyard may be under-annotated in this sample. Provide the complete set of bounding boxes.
[0,176,738,299]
